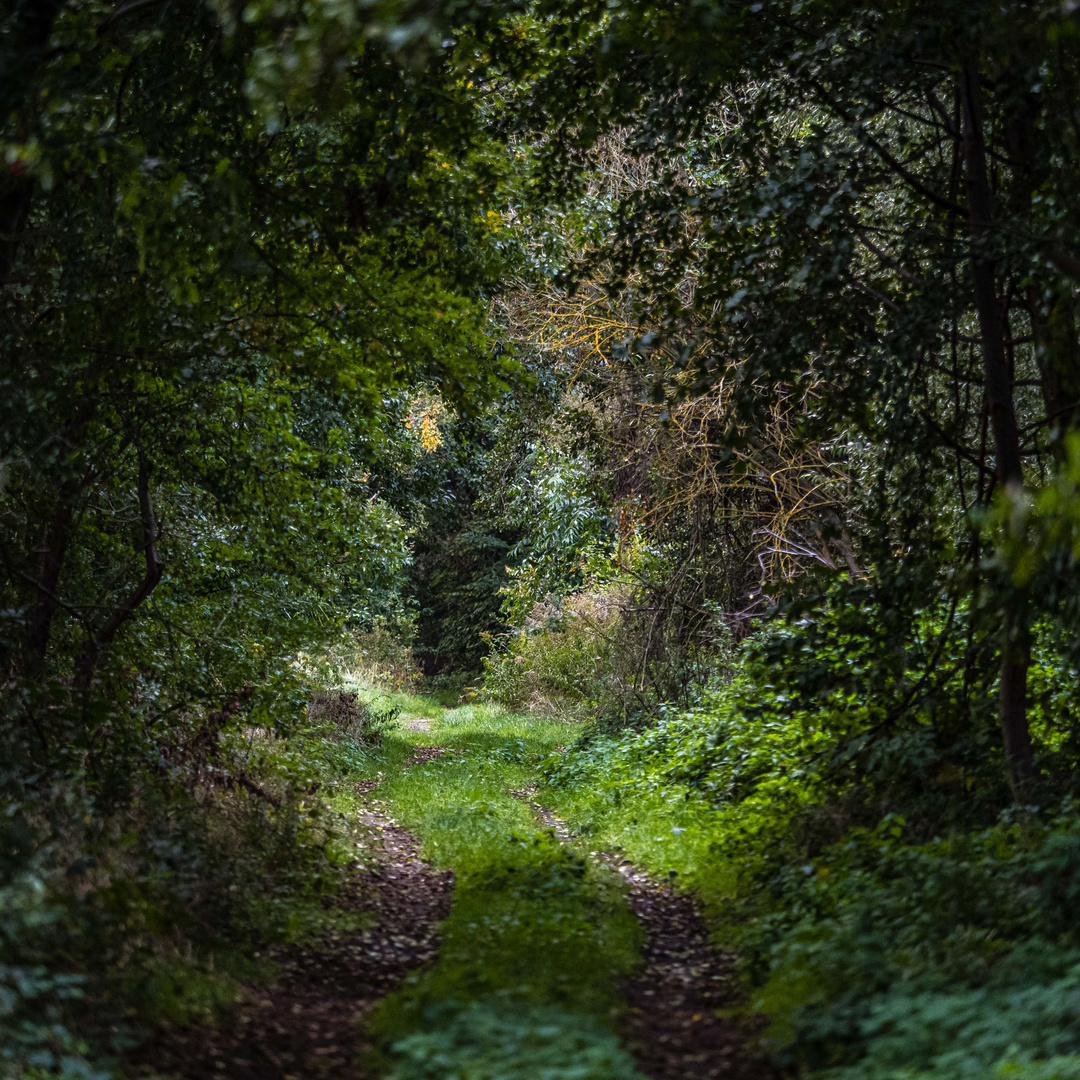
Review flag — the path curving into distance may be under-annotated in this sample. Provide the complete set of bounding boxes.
[131,696,769,1080]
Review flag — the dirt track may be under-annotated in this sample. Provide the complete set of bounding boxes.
[135,742,767,1080]
[511,787,770,1079]
[131,801,451,1080]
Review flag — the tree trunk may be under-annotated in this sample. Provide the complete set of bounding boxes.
[23,411,95,670]
[25,500,75,666]
[960,64,1035,799]
[75,457,162,690]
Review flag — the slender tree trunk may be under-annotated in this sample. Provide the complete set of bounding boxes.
[75,457,162,690]
[23,411,95,670]
[960,64,1035,799]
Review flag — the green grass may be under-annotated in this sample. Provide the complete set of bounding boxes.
[352,695,646,1080]
[375,702,574,863]
[541,781,740,912]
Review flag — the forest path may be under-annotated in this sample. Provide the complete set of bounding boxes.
[509,786,767,1080]
[133,694,764,1080]
[615,867,767,1080]
[373,696,768,1080]
[131,793,451,1080]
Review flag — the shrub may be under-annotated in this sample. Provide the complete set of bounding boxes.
[0,687,373,1078]
[538,605,1080,1080]
[306,620,422,693]
[480,584,642,720]
[482,533,735,724]
[307,692,401,746]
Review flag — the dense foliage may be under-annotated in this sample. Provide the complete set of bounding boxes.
[1,0,521,1072]
[538,627,1080,1078]
[5,0,1080,1077]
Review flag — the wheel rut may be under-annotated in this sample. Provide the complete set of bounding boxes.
[615,872,770,1080]
[510,786,769,1080]
[135,728,767,1080]
[130,799,452,1080]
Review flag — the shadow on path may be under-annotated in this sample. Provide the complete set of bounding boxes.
[129,801,451,1080]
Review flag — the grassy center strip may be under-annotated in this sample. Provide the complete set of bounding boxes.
[361,699,646,1080]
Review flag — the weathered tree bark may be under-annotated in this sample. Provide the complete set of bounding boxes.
[960,65,1035,799]
[75,457,162,690]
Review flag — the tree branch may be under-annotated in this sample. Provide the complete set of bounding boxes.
[808,79,966,216]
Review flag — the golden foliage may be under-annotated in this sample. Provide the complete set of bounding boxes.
[405,392,445,454]
[499,279,860,585]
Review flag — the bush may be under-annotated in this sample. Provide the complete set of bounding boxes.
[538,604,1080,1080]
[479,579,716,724]
[480,586,628,719]
[0,688,373,1078]
[745,812,1080,1077]
[306,620,422,693]
[0,860,103,1080]
[482,531,735,724]
[307,691,401,746]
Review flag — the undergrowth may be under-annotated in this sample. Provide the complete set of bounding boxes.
[533,606,1080,1080]
[0,684,394,1080]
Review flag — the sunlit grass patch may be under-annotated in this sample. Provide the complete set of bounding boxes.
[373,710,582,867]
[427,705,582,765]
[540,781,739,913]
[368,707,643,1079]
[436,702,580,734]
[358,687,445,724]
[377,755,539,867]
